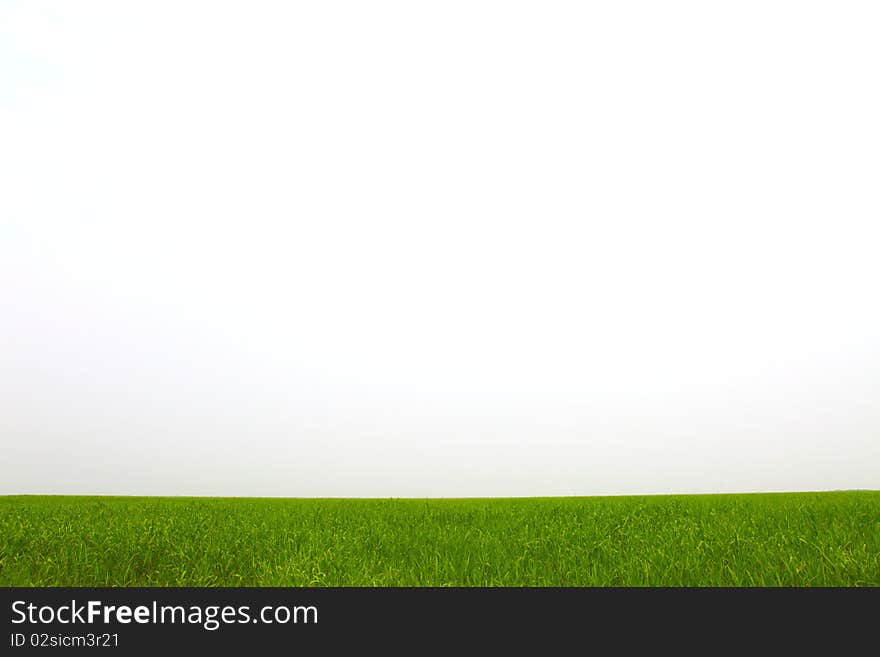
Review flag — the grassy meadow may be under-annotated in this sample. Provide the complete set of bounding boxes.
[1,491,878,586]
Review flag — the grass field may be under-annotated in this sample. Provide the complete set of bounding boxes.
[1,491,878,586]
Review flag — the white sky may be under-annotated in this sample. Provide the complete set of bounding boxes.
[2,1,878,496]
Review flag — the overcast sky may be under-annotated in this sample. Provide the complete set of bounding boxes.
[2,2,878,497]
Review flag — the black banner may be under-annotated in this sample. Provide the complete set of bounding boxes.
[1,587,875,653]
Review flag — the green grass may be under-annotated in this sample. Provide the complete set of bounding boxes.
[1,491,878,586]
